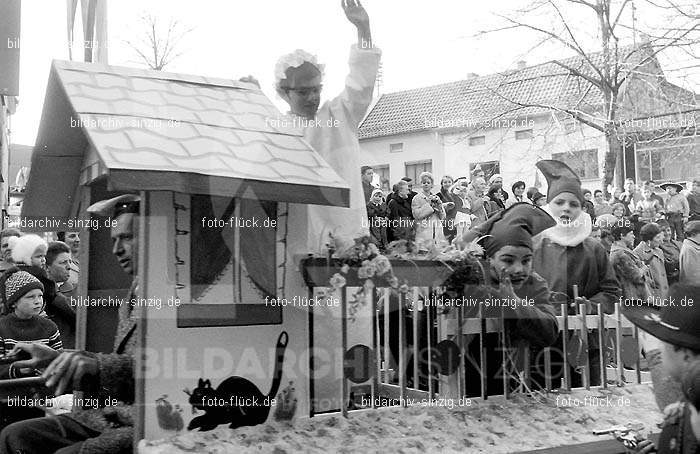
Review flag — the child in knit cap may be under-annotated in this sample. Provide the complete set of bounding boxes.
[0,267,62,379]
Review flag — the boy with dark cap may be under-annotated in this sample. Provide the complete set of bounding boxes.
[459,202,559,395]
[623,284,700,454]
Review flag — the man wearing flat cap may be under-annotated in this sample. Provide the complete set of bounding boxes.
[0,194,140,454]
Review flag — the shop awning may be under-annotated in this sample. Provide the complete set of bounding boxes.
[22,60,349,221]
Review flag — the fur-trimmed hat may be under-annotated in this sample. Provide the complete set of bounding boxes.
[1,267,44,312]
[11,234,47,266]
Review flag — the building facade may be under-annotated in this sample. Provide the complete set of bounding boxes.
[359,47,699,194]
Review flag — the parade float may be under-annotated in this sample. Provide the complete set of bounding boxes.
[16,59,658,453]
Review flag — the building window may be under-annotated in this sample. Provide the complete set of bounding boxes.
[468,135,485,146]
[178,194,282,327]
[373,164,391,193]
[469,161,500,181]
[515,129,533,140]
[390,143,403,153]
[635,137,700,182]
[552,149,599,180]
[405,160,432,183]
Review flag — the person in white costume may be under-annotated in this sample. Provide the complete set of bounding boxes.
[276,0,381,253]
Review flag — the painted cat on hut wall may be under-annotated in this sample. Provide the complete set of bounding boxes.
[184,331,288,431]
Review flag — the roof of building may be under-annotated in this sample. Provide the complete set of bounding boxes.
[22,60,349,221]
[359,46,698,140]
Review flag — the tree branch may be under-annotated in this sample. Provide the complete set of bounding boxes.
[494,11,609,85]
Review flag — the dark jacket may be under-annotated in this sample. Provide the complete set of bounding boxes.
[367,201,389,249]
[659,239,683,284]
[437,189,457,239]
[657,402,699,454]
[464,272,558,397]
[68,278,138,454]
[609,244,652,303]
[689,191,700,220]
[362,181,374,204]
[385,190,399,206]
[533,236,620,314]
[387,195,414,242]
[533,235,620,387]
[583,200,596,222]
[487,187,506,211]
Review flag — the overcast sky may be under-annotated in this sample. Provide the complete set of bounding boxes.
[12,0,699,145]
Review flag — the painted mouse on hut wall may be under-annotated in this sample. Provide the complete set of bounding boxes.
[184,331,289,431]
[155,395,184,432]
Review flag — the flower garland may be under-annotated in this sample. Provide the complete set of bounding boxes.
[323,235,398,321]
[320,234,489,321]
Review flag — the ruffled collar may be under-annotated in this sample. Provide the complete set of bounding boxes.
[536,206,592,247]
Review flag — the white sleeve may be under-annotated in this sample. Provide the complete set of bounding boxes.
[327,45,382,130]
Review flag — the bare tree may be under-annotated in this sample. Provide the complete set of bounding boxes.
[477,0,699,190]
[124,14,194,71]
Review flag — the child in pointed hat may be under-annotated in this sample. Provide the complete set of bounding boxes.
[531,160,620,388]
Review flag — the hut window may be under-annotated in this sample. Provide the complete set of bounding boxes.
[177,194,281,327]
